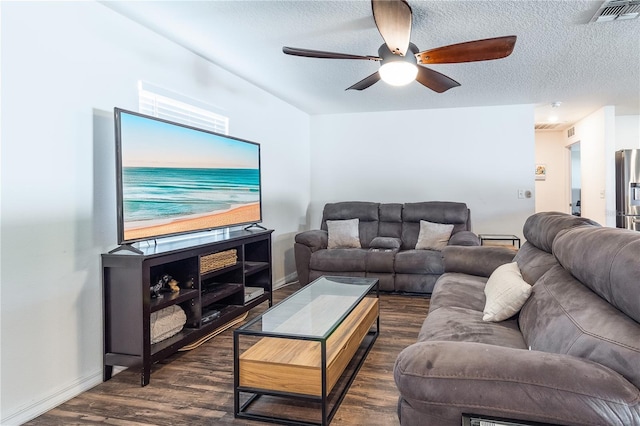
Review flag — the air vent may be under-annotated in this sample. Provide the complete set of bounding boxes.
[535,123,564,130]
[590,0,640,22]
[567,127,575,138]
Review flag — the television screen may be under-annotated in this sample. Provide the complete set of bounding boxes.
[114,108,262,245]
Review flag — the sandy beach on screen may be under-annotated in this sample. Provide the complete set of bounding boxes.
[124,203,261,241]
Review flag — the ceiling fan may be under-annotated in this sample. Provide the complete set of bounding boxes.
[282,0,517,92]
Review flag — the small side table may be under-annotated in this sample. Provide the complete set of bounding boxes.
[478,234,521,248]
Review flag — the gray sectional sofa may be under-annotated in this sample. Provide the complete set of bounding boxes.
[294,201,480,293]
[394,212,640,425]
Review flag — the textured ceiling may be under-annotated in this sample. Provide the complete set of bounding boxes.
[104,0,640,128]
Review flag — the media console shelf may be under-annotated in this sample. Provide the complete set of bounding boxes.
[102,228,273,386]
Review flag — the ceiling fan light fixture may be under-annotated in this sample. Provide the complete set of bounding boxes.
[379,61,418,86]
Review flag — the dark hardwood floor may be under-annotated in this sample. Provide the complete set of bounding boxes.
[27,284,429,425]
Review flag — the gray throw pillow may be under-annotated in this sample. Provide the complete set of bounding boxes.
[326,218,361,249]
[415,220,454,250]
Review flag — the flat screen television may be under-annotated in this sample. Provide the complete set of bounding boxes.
[114,108,262,245]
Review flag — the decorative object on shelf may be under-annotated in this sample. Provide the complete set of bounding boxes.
[150,280,163,298]
[167,277,180,293]
[155,273,180,293]
[200,249,238,274]
[150,305,187,344]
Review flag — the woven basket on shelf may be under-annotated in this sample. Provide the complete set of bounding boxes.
[200,249,238,274]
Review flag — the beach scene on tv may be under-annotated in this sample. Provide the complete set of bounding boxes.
[120,112,261,242]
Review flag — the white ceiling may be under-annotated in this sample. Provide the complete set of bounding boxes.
[103,0,640,129]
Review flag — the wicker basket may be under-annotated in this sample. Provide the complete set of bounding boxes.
[200,249,238,274]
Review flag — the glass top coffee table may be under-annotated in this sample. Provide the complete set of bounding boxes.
[233,276,379,426]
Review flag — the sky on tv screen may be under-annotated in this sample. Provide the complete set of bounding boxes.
[120,112,259,169]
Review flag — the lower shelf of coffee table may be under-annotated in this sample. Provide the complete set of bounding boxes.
[239,297,378,396]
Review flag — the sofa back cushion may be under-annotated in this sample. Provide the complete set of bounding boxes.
[519,225,640,389]
[514,212,600,285]
[378,203,403,239]
[400,202,470,250]
[321,202,379,248]
[512,243,558,285]
[553,226,640,324]
[521,211,600,253]
[519,265,640,389]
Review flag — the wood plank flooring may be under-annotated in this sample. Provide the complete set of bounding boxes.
[26,284,429,426]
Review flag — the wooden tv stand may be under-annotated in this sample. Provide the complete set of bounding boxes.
[102,228,273,386]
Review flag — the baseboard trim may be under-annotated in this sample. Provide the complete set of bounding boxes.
[5,273,299,425]
[273,272,297,290]
[1,369,104,425]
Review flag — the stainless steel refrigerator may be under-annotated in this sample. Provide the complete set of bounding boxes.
[615,149,640,230]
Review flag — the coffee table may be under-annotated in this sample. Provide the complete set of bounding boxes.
[233,276,379,425]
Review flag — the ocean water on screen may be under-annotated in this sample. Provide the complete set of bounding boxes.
[122,167,260,222]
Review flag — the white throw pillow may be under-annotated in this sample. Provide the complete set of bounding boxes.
[326,218,361,249]
[415,220,454,250]
[483,262,532,322]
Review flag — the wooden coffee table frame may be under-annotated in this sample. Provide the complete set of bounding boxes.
[233,277,379,426]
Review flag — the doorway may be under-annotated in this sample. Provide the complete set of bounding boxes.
[569,142,581,216]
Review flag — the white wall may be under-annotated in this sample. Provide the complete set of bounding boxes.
[309,105,536,240]
[616,115,640,150]
[534,131,568,213]
[0,2,309,424]
[565,107,616,226]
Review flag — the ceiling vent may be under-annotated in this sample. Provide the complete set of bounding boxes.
[535,123,565,131]
[568,127,576,138]
[590,0,640,22]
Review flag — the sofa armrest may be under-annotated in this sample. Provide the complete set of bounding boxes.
[442,245,515,277]
[448,230,480,246]
[394,341,640,426]
[294,229,328,251]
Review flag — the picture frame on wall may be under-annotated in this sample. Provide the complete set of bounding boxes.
[535,164,547,181]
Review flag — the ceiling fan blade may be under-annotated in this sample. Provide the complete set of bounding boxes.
[283,46,380,61]
[417,36,517,64]
[371,0,412,56]
[346,72,381,91]
[416,66,460,93]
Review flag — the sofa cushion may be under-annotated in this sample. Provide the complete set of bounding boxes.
[519,264,640,389]
[326,218,361,249]
[378,203,403,239]
[553,226,640,324]
[418,306,527,349]
[400,202,470,250]
[482,262,532,322]
[415,220,454,250]
[429,272,487,312]
[365,249,396,273]
[395,250,444,275]
[521,211,599,253]
[513,242,558,285]
[395,341,640,426]
[310,248,367,272]
[321,201,380,247]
